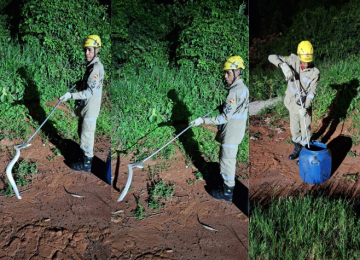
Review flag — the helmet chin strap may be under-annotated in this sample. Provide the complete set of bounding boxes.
[87,47,98,63]
[231,68,242,84]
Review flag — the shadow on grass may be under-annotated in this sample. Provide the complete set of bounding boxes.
[16,67,108,184]
[166,89,248,216]
[312,79,359,143]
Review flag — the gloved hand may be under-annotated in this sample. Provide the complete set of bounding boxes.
[299,108,307,117]
[60,92,71,102]
[190,117,204,126]
[280,63,292,81]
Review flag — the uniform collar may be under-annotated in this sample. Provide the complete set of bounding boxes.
[227,78,243,90]
[87,57,99,66]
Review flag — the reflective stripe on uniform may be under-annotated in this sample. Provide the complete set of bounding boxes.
[289,82,299,94]
[80,146,93,152]
[292,136,301,142]
[231,113,247,119]
[307,95,314,99]
[84,90,91,98]
[268,55,277,62]
[84,118,97,121]
[94,89,102,94]
[239,89,248,99]
[302,77,311,84]
[222,174,235,181]
[289,82,309,95]
[222,144,238,148]
[300,139,308,146]
[218,115,225,124]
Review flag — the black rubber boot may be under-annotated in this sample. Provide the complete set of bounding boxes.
[209,184,234,202]
[289,142,302,160]
[70,156,93,172]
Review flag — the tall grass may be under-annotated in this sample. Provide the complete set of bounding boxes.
[112,66,249,164]
[250,194,360,259]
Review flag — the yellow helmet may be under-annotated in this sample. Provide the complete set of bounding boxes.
[223,56,245,70]
[297,41,313,62]
[83,35,101,48]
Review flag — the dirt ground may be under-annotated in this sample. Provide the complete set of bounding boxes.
[111,125,249,260]
[0,128,111,259]
[249,114,360,202]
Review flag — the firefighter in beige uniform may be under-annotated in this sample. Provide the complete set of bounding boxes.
[268,41,320,164]
[191,56,249,202]
[60,35,104,171]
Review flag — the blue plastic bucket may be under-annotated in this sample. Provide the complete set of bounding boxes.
[299,141,332,184]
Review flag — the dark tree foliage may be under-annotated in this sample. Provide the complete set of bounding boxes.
[113,0,249,82]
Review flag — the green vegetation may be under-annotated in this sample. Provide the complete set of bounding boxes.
[112,0,249,179]
[254,0,360,68]
[147,179,175,211]
[1,159,37,197]
[130,163,175,219]
[131,198,147,220]
[112,65,248,164]
[250,194,360,259]
[252,56,360,141]
[0,0,110,139]
[0,0,110,195]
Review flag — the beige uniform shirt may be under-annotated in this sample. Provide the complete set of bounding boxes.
[72,57,104,119]
[204,79,249,145]
[268,54,320,110]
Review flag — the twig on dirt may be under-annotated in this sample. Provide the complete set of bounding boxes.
[92,191,111,208]
[112,210,124,215]
[142,212,164,220]
[37,162,47,168]
[173,221,183,226]
[139,189,147,196]
[170,195,189,199]
[197,214,217,232]
[226,225,248,252]
[63,186,85,198]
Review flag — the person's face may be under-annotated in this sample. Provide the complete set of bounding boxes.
[301,61,309,69]
[84,47,98,62]
[224,69,240,85]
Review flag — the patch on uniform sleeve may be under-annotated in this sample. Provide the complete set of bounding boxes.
[94,74,99,78]
[229,98,235,103]
[225,105,232,114]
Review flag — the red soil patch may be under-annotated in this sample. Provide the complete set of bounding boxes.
[249,114,360,201]
[0,133,111,259]
[111,145,249,259]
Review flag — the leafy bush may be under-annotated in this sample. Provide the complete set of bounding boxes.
[176,1,248,81]
[255,0,360,68]
[113,0,249,82]
[19,0,111,73]
[112,0,174,70]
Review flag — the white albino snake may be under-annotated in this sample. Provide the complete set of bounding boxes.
[5,84,76,200]
[5,143,31,199]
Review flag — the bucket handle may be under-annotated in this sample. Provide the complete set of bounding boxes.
[311,158,321,165]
